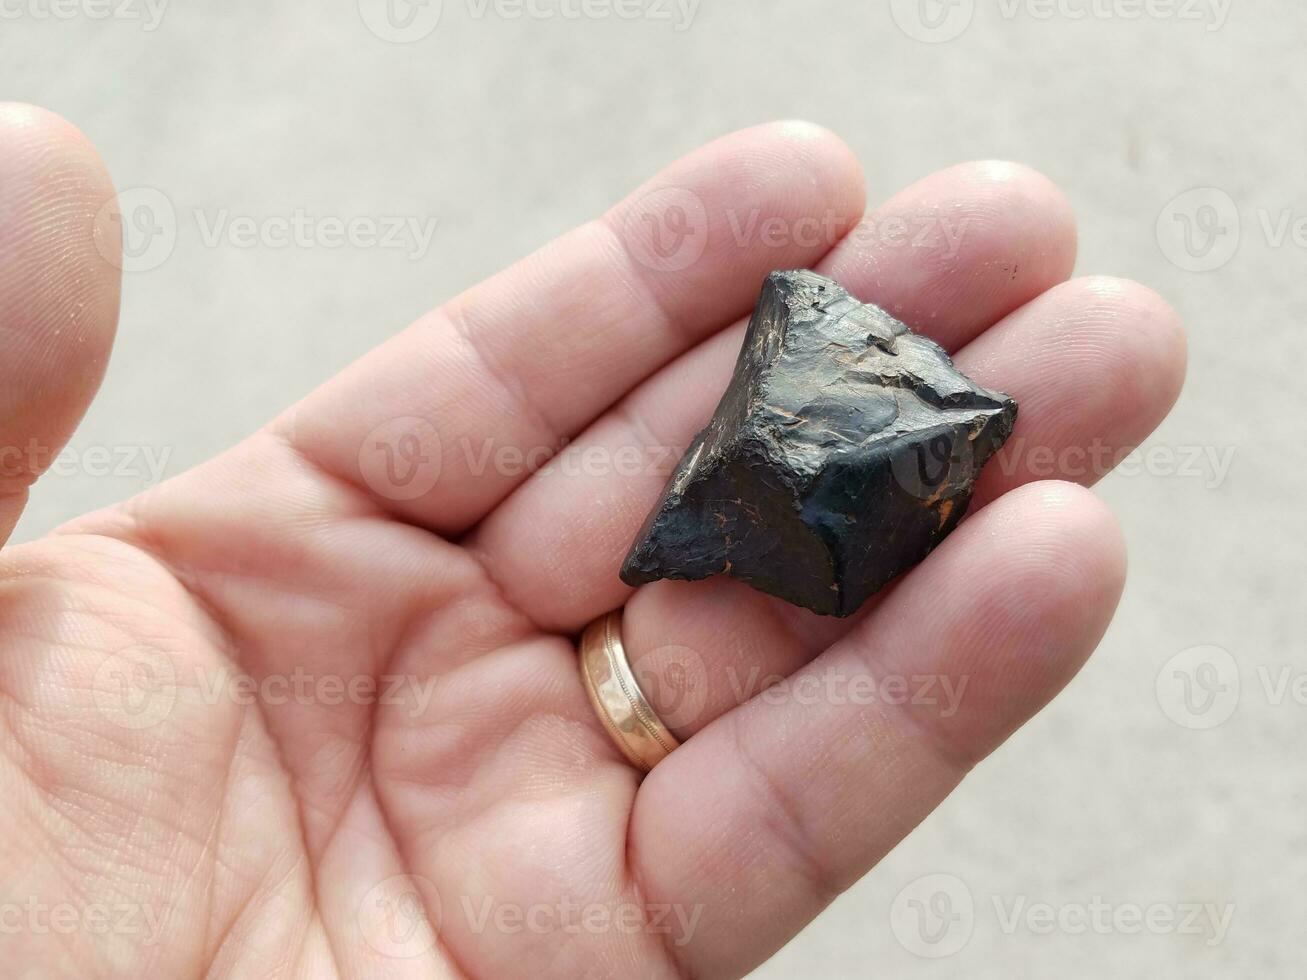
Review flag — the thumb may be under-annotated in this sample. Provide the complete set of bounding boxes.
[0,103,122,545]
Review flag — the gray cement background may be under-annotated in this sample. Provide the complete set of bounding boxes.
[2,1,1302,976]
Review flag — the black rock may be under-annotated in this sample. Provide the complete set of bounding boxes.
[620,270,1017,617]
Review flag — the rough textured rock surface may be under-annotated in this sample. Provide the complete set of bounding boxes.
[620,270,1018,617]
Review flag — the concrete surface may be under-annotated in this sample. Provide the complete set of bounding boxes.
[2,1,1302,976]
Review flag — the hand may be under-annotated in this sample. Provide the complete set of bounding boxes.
[0,105,1185,978]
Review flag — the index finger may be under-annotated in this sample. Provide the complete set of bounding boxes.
[273,121,866,534]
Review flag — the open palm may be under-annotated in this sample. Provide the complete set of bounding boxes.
[0,105,1186,978]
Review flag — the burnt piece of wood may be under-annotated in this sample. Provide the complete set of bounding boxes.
[620,270,1018,616]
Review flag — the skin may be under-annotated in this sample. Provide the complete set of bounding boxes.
[0,105,1186,978]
